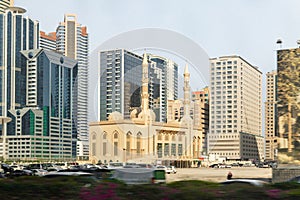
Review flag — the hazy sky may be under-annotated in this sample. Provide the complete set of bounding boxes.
[15,0,300,74]
[13,0,300,123]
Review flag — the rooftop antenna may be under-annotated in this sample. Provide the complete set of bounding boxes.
[276,39,282,49]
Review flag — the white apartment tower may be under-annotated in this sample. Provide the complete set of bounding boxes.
[209,56,264,161]
[39,31,56,51]
[265,70,277,160]
[56,14,89,159]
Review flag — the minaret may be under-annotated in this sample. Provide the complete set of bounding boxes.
[141,53,149,112]
[183,64,191,116]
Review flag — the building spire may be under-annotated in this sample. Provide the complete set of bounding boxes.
[183,63,190,116]
[141,53,149,112]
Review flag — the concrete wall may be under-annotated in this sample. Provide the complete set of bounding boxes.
[272,167,300,183]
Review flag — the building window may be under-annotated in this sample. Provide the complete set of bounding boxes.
[165,135,169,141]
[164,143,169,156]
[92,143,96,156]
[178,144,183,156]
[114,133,118,139]
[157,143,162,158]
[158,134,162,140]
[103,142,107,156]
[114,142,118,156]
[137,133,141,154]
[171,143,176,156]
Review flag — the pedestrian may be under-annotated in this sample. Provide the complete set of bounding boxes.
[227,171,233,180]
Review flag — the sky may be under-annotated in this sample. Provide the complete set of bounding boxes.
[14,0,300,121]
[15,0,300,72]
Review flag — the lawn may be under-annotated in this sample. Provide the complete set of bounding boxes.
[1,177,300,199]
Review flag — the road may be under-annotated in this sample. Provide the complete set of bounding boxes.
[166,167,272,183]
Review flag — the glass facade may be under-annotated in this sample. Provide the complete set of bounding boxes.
[99,49,166,121]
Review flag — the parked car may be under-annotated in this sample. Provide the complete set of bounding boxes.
[10,169,33,177]
[32,169,48,176]
[268,162,278,168]
[220,179,268,187]
[257,163,269,168]
[287,176,300,183]
[43,171,93,178]
[155,165,167,172]
[105,162,124,169]
[230,163,239,167]
[243,163,252,167]
[166,166,177,174]
[209,163,219,168]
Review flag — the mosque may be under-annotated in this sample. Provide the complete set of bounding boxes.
[89,54,204,167]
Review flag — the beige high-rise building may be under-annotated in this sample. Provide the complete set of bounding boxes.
[209,56,264,161]
[56,14,89,159]
[0,0,14,14]
[167,86,209,156]
[265,70,277,160]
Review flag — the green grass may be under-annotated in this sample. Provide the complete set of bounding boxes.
[1,177,300,199]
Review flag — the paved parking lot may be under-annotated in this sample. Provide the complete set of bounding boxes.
[166,167,272,183]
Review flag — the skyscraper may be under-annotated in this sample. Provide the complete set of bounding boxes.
[147,54,178,122]
[99,49,164,122]
[3,48,77,161]
[56,14,89,159]
[209,56,264,161]
[39,31,56,51]
[0,6,39,159]
[0,0,14,14]
[265,70,277,160]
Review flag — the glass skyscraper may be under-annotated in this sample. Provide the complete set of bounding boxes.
[148,54,178,122]
[99,49,166,121]
[0,6,39,159]
[4,49,78,160]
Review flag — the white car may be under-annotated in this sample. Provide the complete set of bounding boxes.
[31,169,48,176]
[166,166,177,174]
[220,179,268,187]
[155,165,167,172]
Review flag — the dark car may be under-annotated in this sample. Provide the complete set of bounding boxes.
[209,164,219,168]
[10,170,33,177]
[287,176,300,183]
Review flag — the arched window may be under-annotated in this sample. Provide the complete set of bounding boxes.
[92,143,96,156]
[126,132,132,155]
[137,132,142,154]
[114,132,118,139]
[172,135,176,141]
[165,134,169,141]
[113,131,119,156]
[158,133,162,140]
[103,142,107,156]
[92,133,96,140]
[103,132,107,140]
